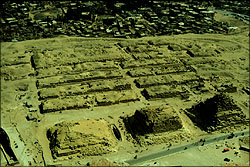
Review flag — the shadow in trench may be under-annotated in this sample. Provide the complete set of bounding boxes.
[0,128,18,165]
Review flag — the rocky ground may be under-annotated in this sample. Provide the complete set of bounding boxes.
[0,11,249,166]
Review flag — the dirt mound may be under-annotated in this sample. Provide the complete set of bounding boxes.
[87,158,119,166]
[185,93,247,132]
[124,105,182,138]
[47,119,119,159]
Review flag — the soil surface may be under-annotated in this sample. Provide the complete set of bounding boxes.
[1,22,249,166]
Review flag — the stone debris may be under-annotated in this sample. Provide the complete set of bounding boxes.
[185,93,247,132]
[87,158,118,166]
[124,105,183,137]
[47,119,119,159]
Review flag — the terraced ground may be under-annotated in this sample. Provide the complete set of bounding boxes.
[1,32,249,166]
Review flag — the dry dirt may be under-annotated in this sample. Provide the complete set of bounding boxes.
[1,19,249,166]
[139,136,250,166]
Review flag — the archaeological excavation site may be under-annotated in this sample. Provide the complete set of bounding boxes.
[1,0,249,166]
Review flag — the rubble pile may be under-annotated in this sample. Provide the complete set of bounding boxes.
[185,93,247,132]
[124,106,183,137]
[47,120,118,159]
[0,0,238,42]
[87,158,119,166]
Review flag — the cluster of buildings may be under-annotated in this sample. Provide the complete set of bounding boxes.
[211,0,249,16]
[212,0,249,24]
[0,1,239,42]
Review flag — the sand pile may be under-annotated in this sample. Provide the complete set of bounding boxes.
[185,93,247,132]
[124,105,182,137]
[47,119,118,159]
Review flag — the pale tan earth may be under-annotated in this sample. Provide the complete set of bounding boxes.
[0,14,249,166]
[139,136,250,166]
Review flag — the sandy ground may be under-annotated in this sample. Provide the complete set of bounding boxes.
[1,13,249,166]
[138,136,250,166]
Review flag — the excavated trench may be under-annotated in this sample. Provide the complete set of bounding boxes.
[111,124,122,141]
[0,128,18,162]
